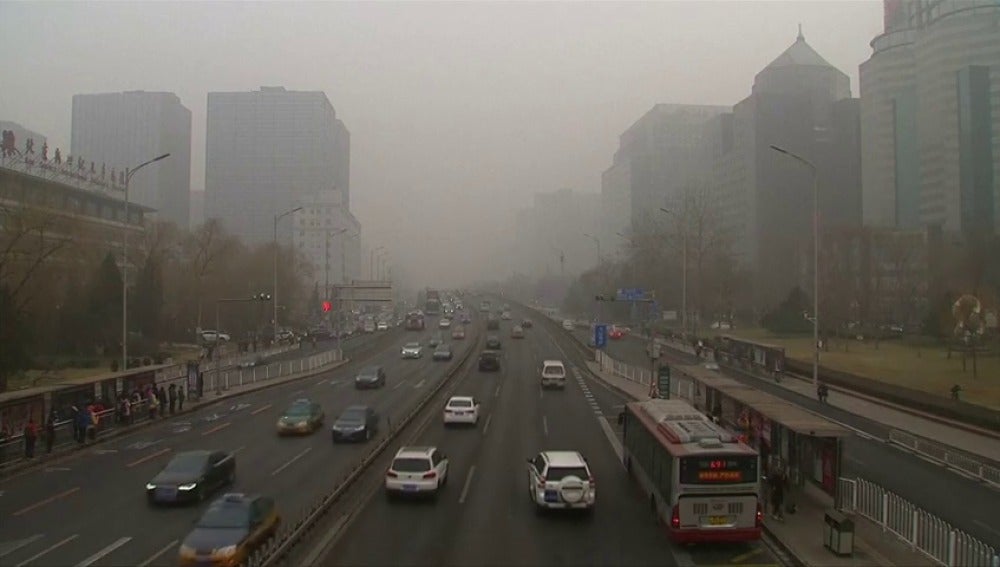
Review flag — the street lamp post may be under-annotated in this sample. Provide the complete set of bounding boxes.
[273,206,303,342]
[122,153,170,373]
[770,144,820,388]
[659,208,688,335]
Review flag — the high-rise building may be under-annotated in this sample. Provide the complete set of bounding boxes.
[707,30,862,310]
[205,86,351,245]
[513,188,602,278]
[71,91,192,228]
[293,189,362,293]
[601,104,729,238]
[860,0,999,235]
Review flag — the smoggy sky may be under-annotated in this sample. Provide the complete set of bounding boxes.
[0,1,883,288]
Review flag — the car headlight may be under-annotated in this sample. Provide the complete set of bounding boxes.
[145,483,156,490]
[178,544,196,558]
[178,483,198,491]
[215,545,238,557]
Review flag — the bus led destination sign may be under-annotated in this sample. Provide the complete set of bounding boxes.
[680,456,757,485]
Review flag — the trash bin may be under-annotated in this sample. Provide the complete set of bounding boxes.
[823,509,854,557]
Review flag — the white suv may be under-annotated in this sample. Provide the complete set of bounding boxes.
[385,446,449,499]
[562,319,575,331]
[527,451,595,512]
[540,360,567,389]
[443,396,480,426]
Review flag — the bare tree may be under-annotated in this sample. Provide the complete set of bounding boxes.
[182,218,240,330]
[0,204,76,318]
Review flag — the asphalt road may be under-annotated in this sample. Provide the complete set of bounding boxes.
[324,309,782,567]
[571,330,1000,547]
[0,324,480,567]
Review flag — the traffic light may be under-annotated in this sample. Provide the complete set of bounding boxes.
[255,292,272,301]
[322,300,333,313]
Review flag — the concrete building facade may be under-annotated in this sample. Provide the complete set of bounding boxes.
[205,86,351,246]
[70,91,192,228]
[293,189,362,294]
[860,0,1000,235]
[514,188,602,278]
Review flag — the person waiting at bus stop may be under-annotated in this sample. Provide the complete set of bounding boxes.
[769,465,787,520]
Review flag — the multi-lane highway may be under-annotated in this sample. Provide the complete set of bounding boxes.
[570,328,1000,548]
[322,307,783,567]
[0,323,479,566]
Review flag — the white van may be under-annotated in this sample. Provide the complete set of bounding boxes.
[541,360,567,389]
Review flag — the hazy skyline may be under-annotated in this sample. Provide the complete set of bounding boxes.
[0,1,883,287]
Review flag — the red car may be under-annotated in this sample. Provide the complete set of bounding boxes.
[609,327,626,340]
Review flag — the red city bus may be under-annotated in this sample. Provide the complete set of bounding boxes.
[622,398,762,543]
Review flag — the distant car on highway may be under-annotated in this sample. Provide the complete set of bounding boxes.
[385,446,450,500]
[354,365,387,389]
[540,360,567,389]
[439,318,452,329]
[432,343,454,361]
[485,335,502,350]
[501,311,512,320]
[526,451,595,513]
[146,450,235,505]
[331,405,379,442]
[478,350,501,372]
[200,329,231,343]
[276,399,324,435]
[522,318,533,329]
[401,342,423,359]
[461,313,472,325]
[451,326,466,340]
[428,333,443,347]
[177,493,280,567]
[443,396,480,426]
[377,320,389,331]
[562,320,575,331]
[511,325,525,339]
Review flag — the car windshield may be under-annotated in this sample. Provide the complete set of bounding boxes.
[196,505,251,529]
[164,453,208,473]
[359,367,379,377]
[543,365,565,376]
[392,457,432,472]
[340,409,366,422]
[448,399,473,408]
[545,466,589,481]
[284,404,312,417]
[405,343,420,348]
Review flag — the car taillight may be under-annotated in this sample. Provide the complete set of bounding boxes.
[422,471,437,479]
[588,476,596,487]
[670,505,680,529]
[386,470,398,478]
[756,503,763,527]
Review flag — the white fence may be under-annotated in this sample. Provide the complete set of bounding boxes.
[200,343,297,372]
[889,429,1000,488]
[594,349,699,401]
[838,477,998,567]
[203,349,341,393]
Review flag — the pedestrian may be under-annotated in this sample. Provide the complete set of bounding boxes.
[23,418,38,458]
[123,396,132,425]
[178,386,186,412]
[72,406,86,444]
[45,410,57,453]
[148,390,159,420]
[770,467,786,520]
[158,386,167,413]
[168,384,177,415]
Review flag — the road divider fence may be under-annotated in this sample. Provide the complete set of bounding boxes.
[838,477,998,567]
[887,429,1000,489]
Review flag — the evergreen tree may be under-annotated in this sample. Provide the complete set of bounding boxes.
[0,285,31,391]
[133,254,164,342]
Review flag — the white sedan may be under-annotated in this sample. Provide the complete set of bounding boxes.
[439,318,452,329]
[443,396,480,426]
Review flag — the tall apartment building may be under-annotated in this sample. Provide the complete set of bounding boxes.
[70,91,192,228]
[706,30,862,310]
[601,104,729,238]
[293,189,362,294]
[861,0,999,235]
[205,86,351,246]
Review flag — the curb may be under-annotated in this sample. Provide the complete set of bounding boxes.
[0,358,349,479]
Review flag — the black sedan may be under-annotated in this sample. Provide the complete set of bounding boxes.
[478,350,501,372]
[485,335,502,349]
[332,405,380,443]
[354,366,386,389]
[433,344,453,361]
[146,450,236,505]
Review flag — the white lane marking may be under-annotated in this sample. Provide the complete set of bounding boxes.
[494,384,501,397]
[413,379,426,389]
[0,535,43,558]
[271,447,312,476]
[76,536,132,567]
[393,381,405,390]
[15,534,78,567]
[458,465,477,504]
[973,520,1000,537]
[317,379,329,386]
[483,413,493,435]
[542,415,549,437]
[598,416,624,462]
[138,539,178,567]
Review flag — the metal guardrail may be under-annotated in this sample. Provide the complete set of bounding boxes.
[838,477,999,567]
[888,429,1000,488]
[0,348,341,469]
[244,327,484,567]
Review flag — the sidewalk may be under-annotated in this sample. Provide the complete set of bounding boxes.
[0,355,348,478]
[582,360,935,567]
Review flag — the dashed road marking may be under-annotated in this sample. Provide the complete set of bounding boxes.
[413,379,426,389]
[138,539,178,567]
[202,422,231,436]
[251,404,273,415]
[483,413,493,435]
[542,415,549,437]
[458,465,477,504]
[75,536,132,567]
[14,534,78,567]
[495,384,501,397]
[0,535,43,558]
[126,440,162,451]
[271,447,312,476]
[126,447,172,468]
[393,382,405,390]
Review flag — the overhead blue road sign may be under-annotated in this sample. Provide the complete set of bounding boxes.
[616,288,645,301]
[594,324,608,349]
